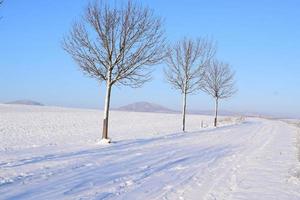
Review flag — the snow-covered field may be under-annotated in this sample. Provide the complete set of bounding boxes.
[0,104,300,199]
[0,104,238,151]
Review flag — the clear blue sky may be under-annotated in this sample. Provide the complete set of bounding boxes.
[0,0,299,117]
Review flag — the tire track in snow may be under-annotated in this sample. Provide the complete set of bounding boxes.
[161,119,268,200]
[201,120,275,200]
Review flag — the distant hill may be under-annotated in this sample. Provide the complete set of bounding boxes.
[6,100,44,106]
[115,101,243,116]
[116,101,177,113]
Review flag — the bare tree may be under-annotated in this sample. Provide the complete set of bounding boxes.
[164,38,215,132]
[63,1,165,142]
[202,60,236,127]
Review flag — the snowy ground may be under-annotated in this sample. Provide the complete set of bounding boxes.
[0,104,238,151]
[0,104,300,199]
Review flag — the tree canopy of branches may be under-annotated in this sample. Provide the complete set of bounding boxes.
[202,60,236,127]
[63,0,165,142]
[0,1,3,19]
[164,38,216,131]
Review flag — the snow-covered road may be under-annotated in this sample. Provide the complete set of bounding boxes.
[1,117,300,200]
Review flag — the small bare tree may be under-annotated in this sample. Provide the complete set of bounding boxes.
[164,38,215,132]
[202,60,236,127]
[63,1,165,142]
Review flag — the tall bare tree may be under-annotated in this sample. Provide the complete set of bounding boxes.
[164,38,216,131]
[202,60,236,127]
[63,1,165,142]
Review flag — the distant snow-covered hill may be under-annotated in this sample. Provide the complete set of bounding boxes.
[115,101,177,113]
[5,100,44,106]
[115,101,243,116]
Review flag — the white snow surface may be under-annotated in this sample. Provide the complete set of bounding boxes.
[0,104,300,199]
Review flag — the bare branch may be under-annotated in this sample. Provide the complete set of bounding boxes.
[202,60,237,100]
[164,37,216,94]
[0,1,3,20]
[62,0,166,87]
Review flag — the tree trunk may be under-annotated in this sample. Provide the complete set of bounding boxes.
[182,92,187,132]
[102,83,112,139]
[214,98,218,127]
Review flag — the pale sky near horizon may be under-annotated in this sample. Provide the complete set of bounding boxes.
[0,0,299,118]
